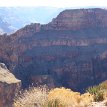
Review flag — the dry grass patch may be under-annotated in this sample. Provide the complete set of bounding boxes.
[13,87,95,107]
[47,87,93,107]
[13,86,48,107]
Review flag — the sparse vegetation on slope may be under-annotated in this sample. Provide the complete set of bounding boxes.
[86,81,107,102]
[13,80,107,107]
[86,85,104,102]
[13,87,94,107]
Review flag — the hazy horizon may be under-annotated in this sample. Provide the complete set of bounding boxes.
[0,0,107,7]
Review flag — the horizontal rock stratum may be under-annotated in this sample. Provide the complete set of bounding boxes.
[0,63,21,107]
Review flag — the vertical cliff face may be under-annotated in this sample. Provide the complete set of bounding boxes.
[0,63,21,107]
[0,8,107,92]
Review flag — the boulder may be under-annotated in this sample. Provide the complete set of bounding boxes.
[0,63,21,107]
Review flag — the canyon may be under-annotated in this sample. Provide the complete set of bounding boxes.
[0,8,107,92]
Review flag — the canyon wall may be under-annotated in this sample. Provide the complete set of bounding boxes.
[0,8,107,92]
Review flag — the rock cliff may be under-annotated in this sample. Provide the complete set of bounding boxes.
[42,8,107,30]
[0,8,107,92]
[0,63,21,107]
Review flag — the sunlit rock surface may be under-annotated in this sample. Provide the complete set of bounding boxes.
[0,63,21,107]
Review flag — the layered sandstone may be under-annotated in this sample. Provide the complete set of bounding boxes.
[42,8,107,30]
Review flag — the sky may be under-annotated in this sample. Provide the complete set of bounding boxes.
[0,0,107,7]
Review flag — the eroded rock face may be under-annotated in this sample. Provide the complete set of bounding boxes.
[42,8,107,30]
[0,63,21,107]
[0,8,107,92]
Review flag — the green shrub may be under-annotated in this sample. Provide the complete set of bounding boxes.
[86,85,104,102]
[94,91,104,102]
[86,85,101,95]
[99,80,107,90]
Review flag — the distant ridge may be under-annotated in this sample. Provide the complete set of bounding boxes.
[0,7,63,34]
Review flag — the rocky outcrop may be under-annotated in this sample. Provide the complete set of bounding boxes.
[0,63,21,107]
[12,23,41,38]
[1,8,107,92]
